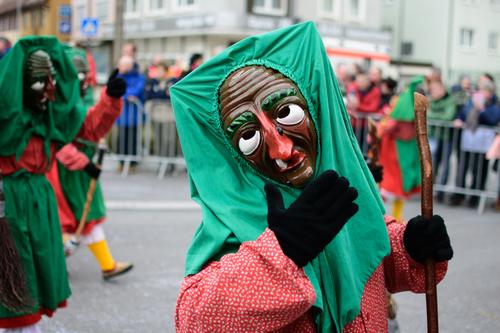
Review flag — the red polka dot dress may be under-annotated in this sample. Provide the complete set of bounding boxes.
[175,216,448,332]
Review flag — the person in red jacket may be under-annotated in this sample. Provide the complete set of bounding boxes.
[347,72,382,149]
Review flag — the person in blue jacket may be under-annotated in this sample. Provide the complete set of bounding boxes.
[115,55,145,171]
[450,76,500,207]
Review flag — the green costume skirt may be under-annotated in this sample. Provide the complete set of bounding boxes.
[57,142,106,222]
[0,170,71,320]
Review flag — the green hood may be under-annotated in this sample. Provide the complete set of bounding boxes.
[390,76,424,122]
[0,36,85,159]
[170,22,390,332]
[63,45,95,109]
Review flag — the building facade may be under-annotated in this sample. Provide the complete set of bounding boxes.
[0,0,72,43]
[71,0,392,81]
[382,0,500,84]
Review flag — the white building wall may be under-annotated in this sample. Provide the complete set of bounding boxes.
[382,0,500,83]
[449,0,500,81]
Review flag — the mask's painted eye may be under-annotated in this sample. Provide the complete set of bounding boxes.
[78,72,86,81]
[52,79,57,86]
[238,130,261,156]
[276,104,305,125]
[31,81,45,91]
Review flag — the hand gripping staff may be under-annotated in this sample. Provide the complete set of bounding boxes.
[64,140,107,256]
[413,92,439,333]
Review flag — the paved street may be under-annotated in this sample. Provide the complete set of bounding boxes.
[40,169,500,333]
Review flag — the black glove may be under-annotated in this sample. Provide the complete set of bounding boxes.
[84,162,101,179]
[403,215,453,264]
[265,170,359,267]
[369,164,383,183]
[106,69,126,98]
[365,157,383,183]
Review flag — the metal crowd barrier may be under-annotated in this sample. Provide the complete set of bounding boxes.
[350,112,499,213]
[106,98,185,178]
[106,99,499,212]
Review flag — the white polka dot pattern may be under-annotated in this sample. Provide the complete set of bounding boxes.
[175,216,448,333]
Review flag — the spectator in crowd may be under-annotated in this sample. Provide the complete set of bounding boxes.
[181,53,204,78]
[452,75,473,112]
[0,36,12,59]
[347,72,382,148]
[450,77,500,207]
[427,80,458,202]
[121,42,141,72]
[145,62,170,101]
[335,63,350,99]
[0,36,11,59]
[369,66,383,87]
[486,134,500,211]
[115,55,146,172]
[147,54,163,79]
[379,77,398,114]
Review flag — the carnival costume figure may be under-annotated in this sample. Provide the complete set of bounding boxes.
[45,46,133,280]
[0,37,125,331]
[378,77,423,220]
[170,23,453,333]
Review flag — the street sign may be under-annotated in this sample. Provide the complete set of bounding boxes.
[60,21,71,34]
[81,18,99,38]
[59,5,72,35]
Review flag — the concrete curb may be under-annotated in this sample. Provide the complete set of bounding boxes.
[106,200,199,211]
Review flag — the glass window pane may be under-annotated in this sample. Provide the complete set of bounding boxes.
[324,0,333,12]
[351,0,359,17]
[272,0,282,9]
[254,0,265,8]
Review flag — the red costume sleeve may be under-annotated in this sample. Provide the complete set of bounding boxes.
[175,228,316,332]
[55,144,89,170]
[77,89,122,142]
[357,86,381,114]
[383,216,448,293]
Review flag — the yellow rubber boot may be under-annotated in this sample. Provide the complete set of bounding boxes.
[392,198,405,220]
[88,240,116,272]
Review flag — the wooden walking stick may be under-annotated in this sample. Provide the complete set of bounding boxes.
[413,92,439,333]
[64,140,107,256]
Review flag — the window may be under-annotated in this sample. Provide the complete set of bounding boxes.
[488,32,499,52]
[96,1,108,22]
[459,28,475,48]
[173,0,198,12]
[492,0,500,9]
[319,0,340,19]
[401,41,413,56]
[125,0,141,15]
[149,0,166,10]
[462,0,479,6]
[252,0,288,16]
[347,0,366,21]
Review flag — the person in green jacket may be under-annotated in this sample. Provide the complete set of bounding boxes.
[427,80,458,202]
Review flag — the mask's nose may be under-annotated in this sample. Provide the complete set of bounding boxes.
[256,112,293,161]
[45,75,56,102]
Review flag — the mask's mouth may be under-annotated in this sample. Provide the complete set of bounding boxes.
[274,149,305,173]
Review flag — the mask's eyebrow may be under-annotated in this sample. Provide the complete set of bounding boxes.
[261,87,297,111]
[226,111,256,139]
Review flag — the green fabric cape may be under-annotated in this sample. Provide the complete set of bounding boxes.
[170,22,390,332]
[390,76,423,193]
[0,172,71,318]
[57,140,106,222]
[58,46,104,223]
[63,45,95,108]
[0,36,85,159]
